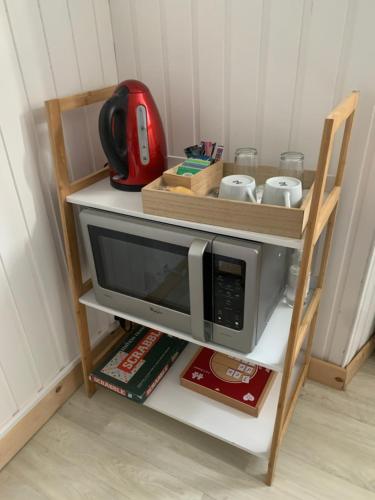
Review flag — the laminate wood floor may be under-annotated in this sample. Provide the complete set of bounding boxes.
[1,355,374,499]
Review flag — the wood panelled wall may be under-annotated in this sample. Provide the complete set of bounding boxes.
[110,0,375,364]
[0,0,117,435]
[1,0,375,438]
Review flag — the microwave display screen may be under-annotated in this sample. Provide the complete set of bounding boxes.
[88,226,190,314]
[217,260,242,276]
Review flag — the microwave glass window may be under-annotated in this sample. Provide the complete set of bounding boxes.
[88,226,190,314]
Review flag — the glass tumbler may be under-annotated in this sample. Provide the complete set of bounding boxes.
[285,250,311,307]
[234,147,258,168]
[279,151,304,181]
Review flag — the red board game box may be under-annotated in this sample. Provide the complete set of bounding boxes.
[180,348,276,417]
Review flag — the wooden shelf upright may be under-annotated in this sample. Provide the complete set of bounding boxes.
[45,89,358,485]
[266,91,358,484]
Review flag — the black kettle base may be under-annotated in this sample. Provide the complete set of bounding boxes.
[110,177,144,192]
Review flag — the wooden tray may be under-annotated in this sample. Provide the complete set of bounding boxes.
[142,162,316,239]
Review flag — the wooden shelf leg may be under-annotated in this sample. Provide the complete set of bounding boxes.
[266,443,280,485]
[62,202,96,397]
[46,99,96,397]
[76,305,96,397]
[265,109,338,486]
[266,100,358,485]
[271,208,340,484]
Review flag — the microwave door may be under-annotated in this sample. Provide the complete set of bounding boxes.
[188,239,212,342]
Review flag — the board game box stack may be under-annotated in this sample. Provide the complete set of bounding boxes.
[180,348,275,417]
[90,326,187,403]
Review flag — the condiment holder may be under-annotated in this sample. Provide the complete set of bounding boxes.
[162,160,223,195]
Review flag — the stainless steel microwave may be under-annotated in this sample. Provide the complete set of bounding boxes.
[79,208,287,353]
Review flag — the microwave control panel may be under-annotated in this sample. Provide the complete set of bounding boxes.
[213,256,245,331]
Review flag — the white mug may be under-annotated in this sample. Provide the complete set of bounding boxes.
[262,176,302,208]
[218,175,257,203]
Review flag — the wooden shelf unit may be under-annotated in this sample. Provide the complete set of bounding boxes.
[46,88,358,486]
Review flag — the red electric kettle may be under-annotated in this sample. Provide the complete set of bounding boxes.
[99,80,167,191]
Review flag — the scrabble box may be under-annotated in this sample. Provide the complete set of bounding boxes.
[180,348,275,417]
[90,326,187,403]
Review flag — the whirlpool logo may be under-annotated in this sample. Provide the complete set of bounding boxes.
[150,306,162,314]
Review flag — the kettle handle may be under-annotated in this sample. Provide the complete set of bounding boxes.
[98,86,129,179]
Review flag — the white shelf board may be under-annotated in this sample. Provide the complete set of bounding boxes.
[67,178,303,249]
[80,289,293,371]
[143,343,300,458]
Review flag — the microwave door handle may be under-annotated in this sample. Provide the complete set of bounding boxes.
[188,239,209,342]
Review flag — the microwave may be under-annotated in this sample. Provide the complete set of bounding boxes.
[80,208,287,353]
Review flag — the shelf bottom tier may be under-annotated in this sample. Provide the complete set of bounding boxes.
[92,342,300,458]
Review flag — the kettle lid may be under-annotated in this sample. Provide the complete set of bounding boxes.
[116,79,149,94]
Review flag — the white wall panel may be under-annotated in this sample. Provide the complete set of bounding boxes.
[37,0,81,96]
[0,365,17,428]
[0,129,59,383]
[227,0,262,161]
[0,0,116,437]
[67,0,116,174]
[92,0,118,86]
[67,0,104,90]
[38,0,93,180]
[110,0,138,80]
[67,0,117,174]
[314,0,375,363]
[132,0,169,149]
[194,0,225,144]
[259,0,304,164]
[67,0,107,173]
[5,0,81,366]
[0,2,73,371]
[0,257,40,407]
[0,2,77,369]
[343,242,375,365]
[289,0,349,167]
[85,1,119,169]
[160,0,195,155]
[4,0,62,230]
[38,0,114,339]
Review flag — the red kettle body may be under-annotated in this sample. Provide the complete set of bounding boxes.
[99,80,167,191]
